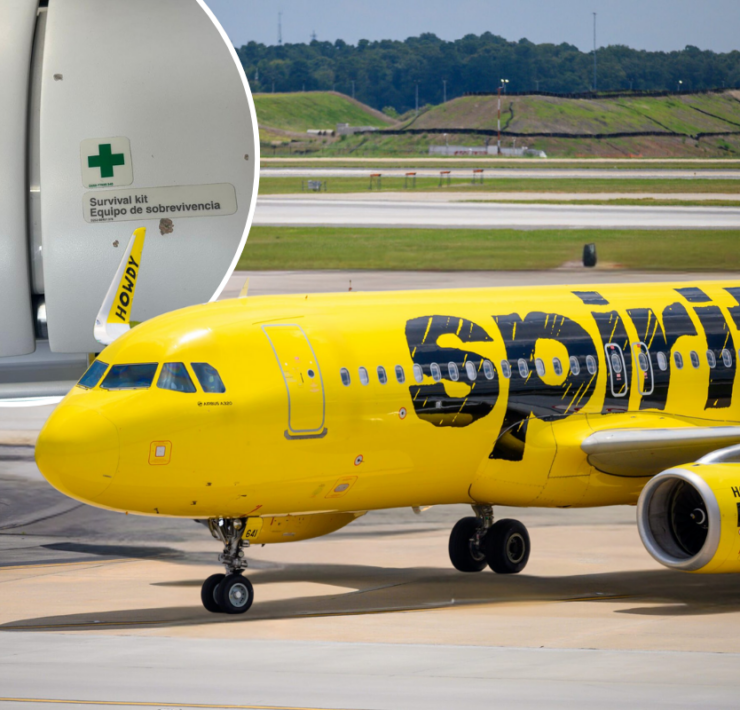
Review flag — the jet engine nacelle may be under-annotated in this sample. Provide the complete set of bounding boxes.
[638,451,740,573]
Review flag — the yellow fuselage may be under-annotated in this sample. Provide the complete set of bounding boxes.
[35,281,740,527]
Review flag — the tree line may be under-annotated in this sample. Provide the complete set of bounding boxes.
[235,33,740,114]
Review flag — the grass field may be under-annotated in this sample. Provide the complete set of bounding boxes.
[461,199,740,207]
[257,177,740,195]
[254,92,392,133]
[238,227,740,272]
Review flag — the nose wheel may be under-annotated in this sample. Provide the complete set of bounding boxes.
[448,506,530,574]
[200,518,255,614]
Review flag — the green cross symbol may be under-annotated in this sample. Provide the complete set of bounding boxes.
[87,143,125,179]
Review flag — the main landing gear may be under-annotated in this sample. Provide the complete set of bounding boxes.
[448,505,530,574]
[200,518,254,614]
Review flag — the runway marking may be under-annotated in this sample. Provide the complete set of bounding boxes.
[0,699,351,710]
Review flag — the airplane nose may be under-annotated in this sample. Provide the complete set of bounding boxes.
[35,405,119,501]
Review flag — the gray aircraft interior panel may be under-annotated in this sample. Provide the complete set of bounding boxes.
[0,0,38,357]
[40,0,258,353]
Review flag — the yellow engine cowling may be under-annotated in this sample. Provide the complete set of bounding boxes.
[638,458,740,573]
[241,511,365,545]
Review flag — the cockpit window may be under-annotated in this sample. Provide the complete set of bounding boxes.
[77,360,109,389]
[191,363,226,393]
[101,363,158,390]
[157,362,196,393]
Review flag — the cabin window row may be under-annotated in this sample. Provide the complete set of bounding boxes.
[641,347,734,373]
[339,355,600,387]
[340,346,737,388]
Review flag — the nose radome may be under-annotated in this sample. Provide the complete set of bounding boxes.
[35,405,119,502]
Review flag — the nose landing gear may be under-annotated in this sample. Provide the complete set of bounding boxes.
[448,505,530,574]
[200,518,254,614]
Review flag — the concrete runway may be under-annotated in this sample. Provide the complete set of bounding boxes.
[254,196,740,229]
[5,269,740,708]
[262,167,740,180]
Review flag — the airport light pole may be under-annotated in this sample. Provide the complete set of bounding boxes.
[443,79,447,103]
[677,79,683,92]
[592,12,597,93]
[497,86,502,155]
[415,81,419,116]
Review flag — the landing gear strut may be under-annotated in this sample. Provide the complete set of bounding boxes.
[200,518,254,614]
[448,505,530,574]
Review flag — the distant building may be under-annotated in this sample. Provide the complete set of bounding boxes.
[429,145,547,158]
[336,123,380,135]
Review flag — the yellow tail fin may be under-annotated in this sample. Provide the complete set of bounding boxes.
[94,227,146,345]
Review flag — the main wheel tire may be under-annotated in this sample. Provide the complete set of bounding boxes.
[484,519,530,574]
[201,573,225,613]
[448,517,487,572]
[218,573,254,614]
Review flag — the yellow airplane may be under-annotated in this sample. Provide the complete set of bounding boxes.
[35,227,740,614]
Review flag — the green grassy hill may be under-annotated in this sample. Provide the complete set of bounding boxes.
[410,91,740,136]
[256,91,740,158]
[254,91,393,133]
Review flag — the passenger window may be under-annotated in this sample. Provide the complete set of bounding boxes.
[552,358,563,376]
[340,368,351,386]
[101,363,158,390]
[637,352,649,373]
[674,352,684,370]
[518,359,529,378]
[465,361,477,381]
[501,360,511,379]
[657,351,668,371]
[413,364,424,383]
[722,349,733,367]
[586,355,597,375]
[191,363,226,393]
[569,356,580,376]
[359,367,369,385]
[610,352,623,374]
[395,365,405,384]
[430,363,442,382]
[483,360,495,380]
[535,358,546,377]
[77,360,108,389]
[377,366,387,384]
[157,362,196,393]
[707,350,717,369]
[448,362,459,381]
[690,351,700,369]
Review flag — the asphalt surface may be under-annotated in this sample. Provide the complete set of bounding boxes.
[2,636,739,710]
[253,197,740,229]
[4,269,740,708]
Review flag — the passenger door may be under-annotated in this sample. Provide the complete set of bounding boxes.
[263,325,326,439]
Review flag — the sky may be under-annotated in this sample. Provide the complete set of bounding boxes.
[204,0,740,53]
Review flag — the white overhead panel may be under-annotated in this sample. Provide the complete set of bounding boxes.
[0,0,37,357]
[40,0,258,352]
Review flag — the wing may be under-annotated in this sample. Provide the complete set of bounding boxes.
[581,424,740,477]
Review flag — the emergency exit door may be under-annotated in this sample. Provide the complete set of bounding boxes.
[263,325,326,438]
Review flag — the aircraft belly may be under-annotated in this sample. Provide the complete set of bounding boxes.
[469,418,555,506]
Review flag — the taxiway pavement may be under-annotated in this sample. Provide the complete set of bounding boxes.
[253,196,740,229]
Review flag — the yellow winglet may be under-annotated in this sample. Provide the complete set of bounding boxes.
[94,227,146,346]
